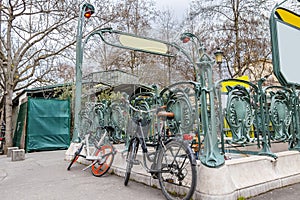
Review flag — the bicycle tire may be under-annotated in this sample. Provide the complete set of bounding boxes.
[91,143,115,177]
[157,140,197,200]
[124,138,139,186]
[67,143,84,170]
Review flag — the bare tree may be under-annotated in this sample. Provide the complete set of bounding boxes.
[155,8,182,85]
[190,0,273,80]
[114,0,157,74]
[0,0,120,149]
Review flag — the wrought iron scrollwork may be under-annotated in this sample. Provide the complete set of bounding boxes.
[269,90,292,142]
[225,85,254,144]
[165,88,193,135]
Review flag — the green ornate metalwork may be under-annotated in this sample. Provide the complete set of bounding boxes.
[255,78,277,158]
[289,87,300,150]
[182,33,225,167]
[72,0,300,169]
[160,82,198,135]
[110,100,128,143]
[86,29,225,167]
[216,78,283,158]
[225,85,254,144]
[264,87,292,142]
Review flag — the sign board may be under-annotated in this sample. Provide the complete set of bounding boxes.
[221,76,250,93]
[270,7,300,87]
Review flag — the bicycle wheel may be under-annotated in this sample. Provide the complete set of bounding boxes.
[91,143,115,177]
[67,143,84,170]
[157,140,197,200]
[124,138,139,186]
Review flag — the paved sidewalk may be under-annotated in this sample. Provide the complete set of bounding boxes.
[1,150,300,200]
[0,150,165,200]
[248,183,300,200]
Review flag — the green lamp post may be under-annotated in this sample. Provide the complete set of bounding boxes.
[181,33,225,168]
[72,3,95,142]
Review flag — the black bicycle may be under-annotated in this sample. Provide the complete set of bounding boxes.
[124,102,197,200]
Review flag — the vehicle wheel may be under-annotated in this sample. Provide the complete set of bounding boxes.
[124,138,139,186]
[91,143,115,177]
[158,140,197,200]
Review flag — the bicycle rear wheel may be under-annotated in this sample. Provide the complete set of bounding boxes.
[91,143,115,177]
[67,143,84,170]
[124,137,139,186]
[157,140,197,200]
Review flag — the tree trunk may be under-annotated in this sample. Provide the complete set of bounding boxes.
[4,86,13,151]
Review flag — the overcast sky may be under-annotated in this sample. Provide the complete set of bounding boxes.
[154,0,190,20]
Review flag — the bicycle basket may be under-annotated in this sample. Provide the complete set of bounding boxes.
[126,115,151,138]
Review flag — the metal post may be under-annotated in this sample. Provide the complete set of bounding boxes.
[72,3,94,142]
[198,56,225,168]
[257,78,277,158]
[291,85,300,150]
[219,63,222,79]
[180,32,225,167]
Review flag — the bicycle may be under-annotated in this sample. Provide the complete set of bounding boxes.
[67,126,116,176]
[124,100,197,200]
[67,104,117,177]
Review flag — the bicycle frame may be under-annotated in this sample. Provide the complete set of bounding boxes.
[82,128,110,170]
[127,104,196,174]
[132,124,168,174]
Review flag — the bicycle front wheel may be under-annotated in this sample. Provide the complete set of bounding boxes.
[91,143,115,177]
[124,138,139,186]
[157,140,197,200]
[67,143,84,170]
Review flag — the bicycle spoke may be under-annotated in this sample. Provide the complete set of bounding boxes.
[158,140,196,200]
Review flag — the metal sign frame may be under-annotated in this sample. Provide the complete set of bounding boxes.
[270,1,300,88]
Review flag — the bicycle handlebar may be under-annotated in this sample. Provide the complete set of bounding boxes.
[123,98,175,120]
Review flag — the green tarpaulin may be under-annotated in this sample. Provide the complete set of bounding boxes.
[14,98,71,152]
[13,102,27,148]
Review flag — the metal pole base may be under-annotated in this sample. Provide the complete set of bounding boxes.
[258,142,278,159]
[200,152,225,168]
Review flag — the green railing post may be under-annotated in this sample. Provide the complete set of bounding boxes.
[257,78,277,158]
[198,56,225,167]
[290,85,300,150]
